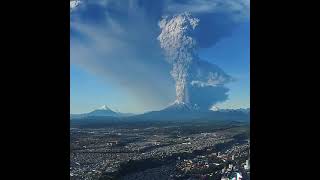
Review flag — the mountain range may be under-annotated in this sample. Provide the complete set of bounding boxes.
[70,103,250,122]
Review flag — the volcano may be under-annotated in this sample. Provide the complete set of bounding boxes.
[86,105,118,117]
[70,105,134,119]
[129,101,249,122]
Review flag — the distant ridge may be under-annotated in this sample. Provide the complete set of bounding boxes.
[129,103,250,122]
[71,104,250,123]
[218,108,250,114]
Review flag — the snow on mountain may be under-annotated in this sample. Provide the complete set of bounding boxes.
[98,105,112,111]
[210,106,220,111]
[162,101,198,112]
[218,108,250,114]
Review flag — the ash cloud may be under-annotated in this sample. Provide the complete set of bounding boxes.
[157,13,199,104]
[70,0,249,111]
[158,13,232,110]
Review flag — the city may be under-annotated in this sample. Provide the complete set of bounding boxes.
[70,121,250,180]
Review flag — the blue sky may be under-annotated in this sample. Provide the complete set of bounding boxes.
[71,64,145,113]
[199,22,250,109]
[70,0,250,114]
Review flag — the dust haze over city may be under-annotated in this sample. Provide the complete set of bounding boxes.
[70,0,250,179]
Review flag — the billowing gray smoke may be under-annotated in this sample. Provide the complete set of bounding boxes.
[158,12,232,110]
[158,13,199,104]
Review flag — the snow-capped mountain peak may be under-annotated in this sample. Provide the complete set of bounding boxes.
[99,105,111,111]
[162,101,200,112]
[85,105,118,117]
[210,106,220,111]
[70,105,137,119]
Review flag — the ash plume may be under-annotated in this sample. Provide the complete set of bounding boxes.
[158,12,232,110]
